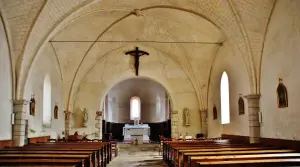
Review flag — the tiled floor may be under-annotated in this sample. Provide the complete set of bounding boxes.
[107,144,167,167]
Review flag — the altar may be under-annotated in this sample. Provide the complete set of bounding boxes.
[123,124,150,144]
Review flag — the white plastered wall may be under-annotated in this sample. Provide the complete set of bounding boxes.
[260,0,300,140]
[208,41,250,138]
[0,17,13,140]
[24,44,65,139]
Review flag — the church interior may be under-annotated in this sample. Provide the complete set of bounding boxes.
[0,0,300,166]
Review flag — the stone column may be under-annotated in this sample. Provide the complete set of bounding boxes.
[95,111,103,139]
[64,111,72,138]
[200,109,208,137]
[171,110,179,138]
[244,94,261,143]
[13,99,29,146]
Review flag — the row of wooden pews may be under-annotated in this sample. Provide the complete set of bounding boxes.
[162,137,300,167]
[0,139,112,167]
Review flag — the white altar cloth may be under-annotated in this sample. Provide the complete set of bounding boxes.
[123,124,150,144]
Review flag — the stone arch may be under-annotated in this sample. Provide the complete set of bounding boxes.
[98,76,175,112]
[98,76,178,138]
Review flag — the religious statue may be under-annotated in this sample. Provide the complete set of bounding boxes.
[54,102,58,119]
[125,47,149,76]
[96,111,102,117]
[277,78,288,108]
[213,105,217,120]
[238,96,245,115]
[83,108,88,127]
[183,107,191,126]
[95,111,102,121]
[29,94,36,116]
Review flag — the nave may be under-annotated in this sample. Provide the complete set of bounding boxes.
[1,0,300,166]
[107,144,166,167]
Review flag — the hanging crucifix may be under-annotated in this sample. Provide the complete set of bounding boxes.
[125,47,149,76]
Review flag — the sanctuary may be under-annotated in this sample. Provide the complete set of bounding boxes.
[123,124,150,144]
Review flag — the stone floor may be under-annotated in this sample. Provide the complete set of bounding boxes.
[107,143,167,167]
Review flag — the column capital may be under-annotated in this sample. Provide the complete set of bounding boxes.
[199,109,208,113]
[12,99,30,105]
[244,94,261,99]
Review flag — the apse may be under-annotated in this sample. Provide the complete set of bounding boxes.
[104,77,170,123]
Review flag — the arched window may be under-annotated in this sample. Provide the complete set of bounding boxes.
[130,96,141,120]
[43,75,52,125]
[220,71,230,124]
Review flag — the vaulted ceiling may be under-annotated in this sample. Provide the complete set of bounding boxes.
[0,0,276,109]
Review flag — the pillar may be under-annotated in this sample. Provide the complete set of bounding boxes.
[95,111,103,139]
[64,111,72,138]
[244,94,261,143]
[13,99,29,146]
[171,110,179,138]
[200,109,208,137]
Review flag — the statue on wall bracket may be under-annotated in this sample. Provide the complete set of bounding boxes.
[238,94,245,115]
[277,78,288,108]
[54,102,58,119]
[83,108,88,127]
[213,105,217,120]
[183,107,191,126]
[29,94,36,116]
[95,111,102,120]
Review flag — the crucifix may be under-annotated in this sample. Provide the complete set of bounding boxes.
[125,47,149,76]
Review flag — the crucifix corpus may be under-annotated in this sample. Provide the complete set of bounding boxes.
[125,47,149,76]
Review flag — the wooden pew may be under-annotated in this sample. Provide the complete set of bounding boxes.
[172,145,273,165]
[2,143,106,167]
[0,159,84,167]
[28,136,51,144]
[188,153,300,167]
[186,149,296,167]
[176,147,276,167]
[165,141,261,166]
[32,141,111,161]
[3,147,99,166]
[0,154,91,167]
[28,141,111,166]
[163,138,300,167]
[196,158,300,167]
[164,140,238,162]
[0,140,13,149]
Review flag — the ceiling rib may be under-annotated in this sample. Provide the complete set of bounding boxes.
[49,40,223,45]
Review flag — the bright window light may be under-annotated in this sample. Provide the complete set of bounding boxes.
[43,75,52,124]
[221,71,230,124]
[130,96,141,120]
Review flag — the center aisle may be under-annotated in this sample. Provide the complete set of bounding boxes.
[107,143,167,167]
